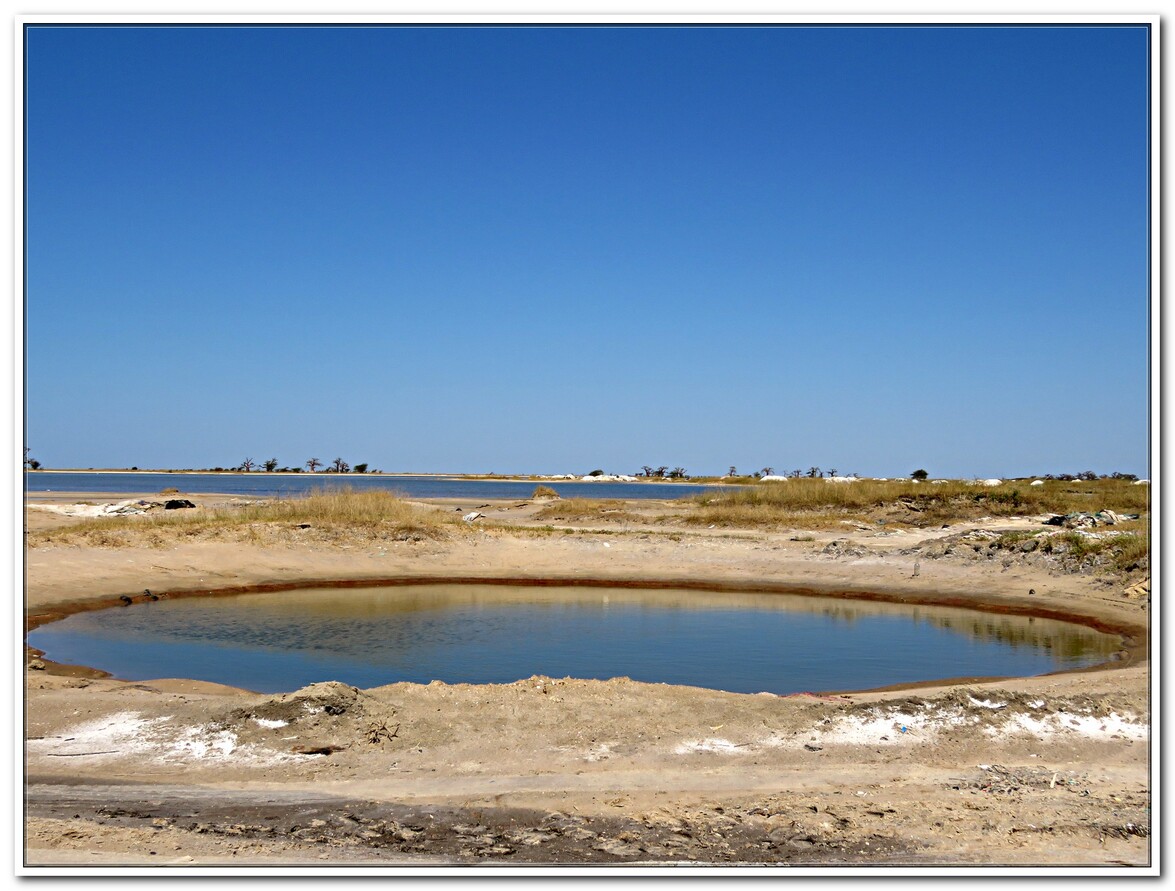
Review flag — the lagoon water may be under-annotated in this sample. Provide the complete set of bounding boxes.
[28,585,1121,695]
[24,471,718,501]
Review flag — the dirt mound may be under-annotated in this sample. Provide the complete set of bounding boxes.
[228,681,368,723]
[214,681,402,754]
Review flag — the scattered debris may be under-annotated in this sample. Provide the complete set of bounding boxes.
[821,540,870,559]
[366,719,400,745]
[952,764,1088,796]
[1043,511,1139,529]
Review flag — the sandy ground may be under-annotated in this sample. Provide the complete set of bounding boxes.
[21,492,1154,871]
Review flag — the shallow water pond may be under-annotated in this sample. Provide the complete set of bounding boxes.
[28,585,1122,695]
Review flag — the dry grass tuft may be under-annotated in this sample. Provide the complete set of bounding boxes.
[533,498,641,523]
[1108,533,1149,574]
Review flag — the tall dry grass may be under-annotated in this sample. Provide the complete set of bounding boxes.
[684,478,1150,529]
[29,488,456,548]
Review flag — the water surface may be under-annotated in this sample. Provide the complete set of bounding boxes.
[25,471,718,501]
[27,585,1121,695]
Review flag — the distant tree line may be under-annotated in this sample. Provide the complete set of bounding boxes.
[717,466,860,480]
[227,456,374,474]
[637,466,689,479]
[1038,471,1138,482]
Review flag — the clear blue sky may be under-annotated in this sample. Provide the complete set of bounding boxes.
[24,23,1152,477]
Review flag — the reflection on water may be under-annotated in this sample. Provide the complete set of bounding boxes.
[28,585,1122,695]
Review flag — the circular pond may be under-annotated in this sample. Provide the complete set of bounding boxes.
[27,584,1123,695]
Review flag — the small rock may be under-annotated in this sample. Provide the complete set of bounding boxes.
[593,838,643,858]
[506,829,553,846]
[1124,579,1150,600]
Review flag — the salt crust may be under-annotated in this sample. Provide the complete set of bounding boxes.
[675,705,1147,756]
[27,710,308,766]
[27,702,1148,767]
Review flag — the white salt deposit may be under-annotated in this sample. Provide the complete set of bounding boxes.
[801,710,945,747]
[26,711,168,760]
[968,697,1007,710]
[583,743,614,762]
[674,738,747,755]
[166,725,239,760]
[28,710,309,767]
[985,711,1147,742]
[680,702,1148,756]
[253,717,288,729]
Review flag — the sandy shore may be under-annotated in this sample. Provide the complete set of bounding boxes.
[22,494,1153,871]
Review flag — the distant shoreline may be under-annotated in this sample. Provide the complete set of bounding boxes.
[23,469,702,483]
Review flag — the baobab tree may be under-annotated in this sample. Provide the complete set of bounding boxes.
[264,458,278,472]
[807,466,821,478]
[240,457,255,472]
[761,466,774,477]
[331,457,350,474]
[828,468,838,477]
[306,458,321,473]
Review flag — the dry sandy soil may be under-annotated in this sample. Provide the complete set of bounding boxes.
[21,491,1154,872]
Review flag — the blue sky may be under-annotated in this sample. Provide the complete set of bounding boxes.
[24,23,1152,477]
